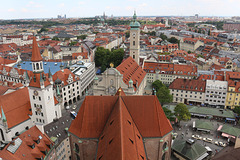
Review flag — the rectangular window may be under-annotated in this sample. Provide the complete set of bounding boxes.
[133,41,135,46]
[33,96,35,100]
[39,96,41,101]
[133,55,135,59]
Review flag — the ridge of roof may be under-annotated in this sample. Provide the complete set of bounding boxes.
[96,97,146,160]
[31,37,43,62]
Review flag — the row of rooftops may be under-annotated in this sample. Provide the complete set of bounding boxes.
[0,126,54,160]
[143,62,197,76]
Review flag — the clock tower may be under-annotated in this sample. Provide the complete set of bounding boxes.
[129,11,140,65]
[28,37,61,127]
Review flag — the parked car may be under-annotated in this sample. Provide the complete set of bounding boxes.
[195,135,202,140]
[219,142,226,147]
[173,133,178,139]
[203,138,213,143]
[70,111,77,119]
[215,141,219,146]
[72,105,77,110]
[66,105,70,110]
[192,135,196,139]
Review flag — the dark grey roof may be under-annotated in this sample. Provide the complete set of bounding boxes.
[55,31,75,38]
[44,115,72,147]
[55,78,62,84]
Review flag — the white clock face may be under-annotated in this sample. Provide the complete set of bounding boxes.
[34,90,38,96]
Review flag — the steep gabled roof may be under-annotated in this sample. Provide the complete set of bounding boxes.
[69,90,173,139]
[96,97,146,160]
[0,126,54,160]
[29,73,51,88]
[116,57,146,90]
[0,87,31,128]
[31,37,43,62]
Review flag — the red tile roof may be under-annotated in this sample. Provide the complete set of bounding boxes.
[0,126,54,160]
[72,52,88,59]
[29,73,51,88]
[116,57,146,90]
[144,62,197,76]
[69,91,173,139]
[0,87,31,128]
[52,69,78,86]
[198,74,224,81]
[31,37,43,62]
[96,96,147,160]
[169,78,206,92]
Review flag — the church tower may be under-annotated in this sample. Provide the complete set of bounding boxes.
[129,11,140,65]
[28,37,60,127]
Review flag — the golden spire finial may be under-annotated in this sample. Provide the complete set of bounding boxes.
[110,63,114,68]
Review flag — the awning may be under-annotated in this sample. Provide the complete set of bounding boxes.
[222,132,235,139]
[217,125,223,131]
[196,152,209,160]
[226,118,235,121]
[205,146,212,152]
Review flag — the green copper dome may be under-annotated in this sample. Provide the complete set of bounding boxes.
[130,11,140,28]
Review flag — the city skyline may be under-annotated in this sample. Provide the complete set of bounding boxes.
[1,0,240,19]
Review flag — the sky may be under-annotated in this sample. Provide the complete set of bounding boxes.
[1,0,240,19]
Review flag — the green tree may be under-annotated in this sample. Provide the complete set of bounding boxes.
[152,80,164,91]
[188,51,192,54]
[174,103,191,123]
[152,80,173,105]
[233,106,240,116]
[125,31,130,38]
[163,107,175,122]
[160,33,167,41]
[208,30,211,35]
[52,37,60,41]
[69,41,77,46]
[94,47,124,72]
[37,27,48,34]
[77,35,87,40]
[168,37,179,44]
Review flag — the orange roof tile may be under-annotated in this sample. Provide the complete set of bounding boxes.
[169,78,206,92]
[69,94,173,138]
[0,126,54,160]
[116,57,146,90]
[29,73,51,88]
[0,87,31,128]
[96,97,146,160]
[31,37,43,62]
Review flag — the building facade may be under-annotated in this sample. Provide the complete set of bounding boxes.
[129,11,140,65]
[169,78,206,105]
[68,88,173,160]
[93,57,146,95]
[143,62,198,85]
[204,80,228,109]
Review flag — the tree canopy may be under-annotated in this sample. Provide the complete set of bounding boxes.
[152,80,173,105]
[174,103,191,122]
[37,27,49,34]
[233,106,240,116]
[163,107,175,122]
[77,35,87,40]
[94,47,124,72]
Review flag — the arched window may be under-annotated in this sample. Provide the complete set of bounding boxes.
[33,64,36,70]
[0,129,5,141]
[36,63,39,70]
[163,142,168,151]
[40,63,42,70]
[162,152,166,160]
[75,143,79,153]
[75,154,80,160]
